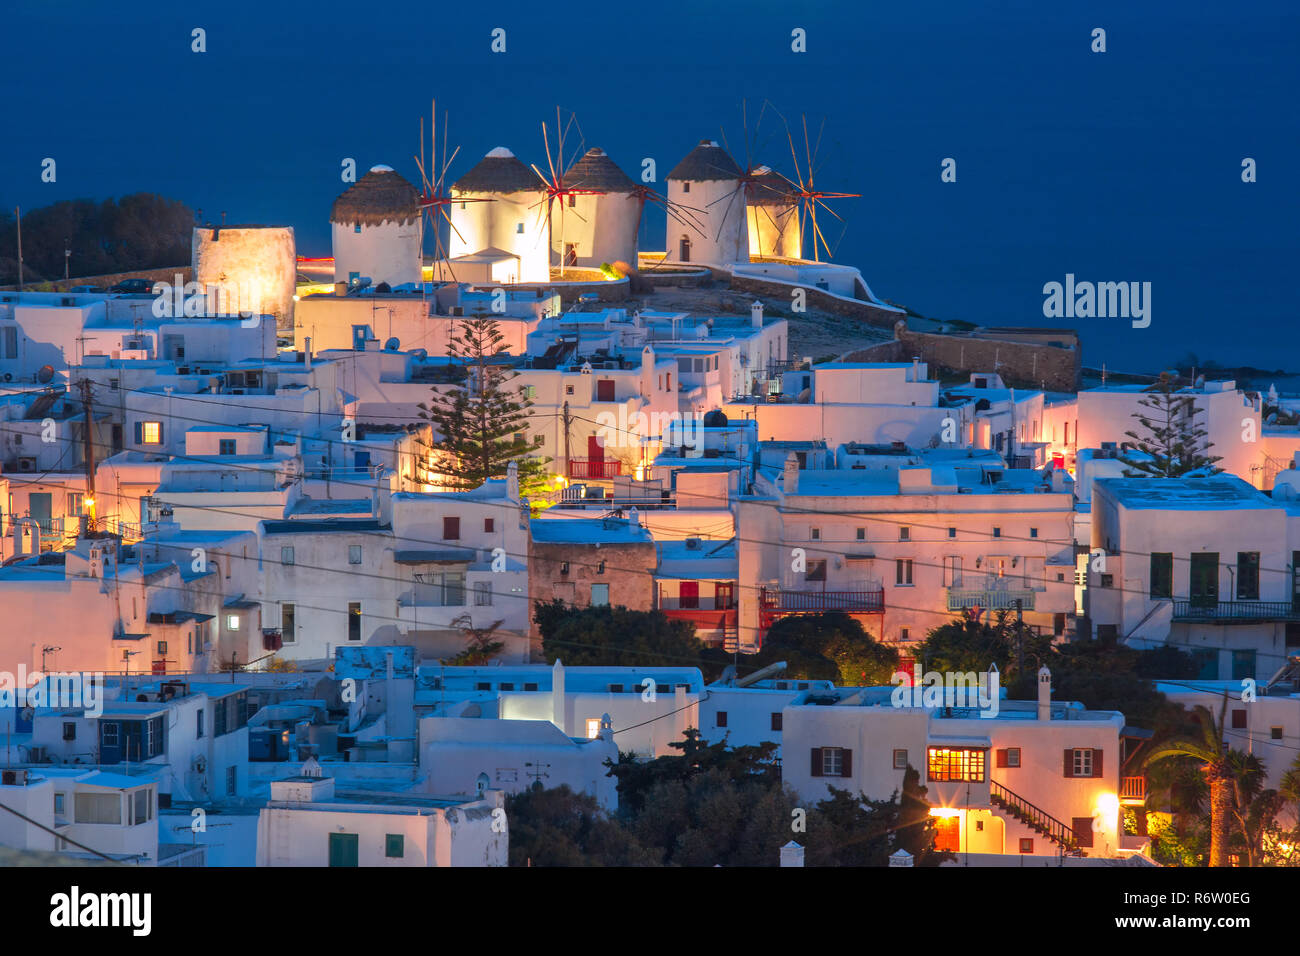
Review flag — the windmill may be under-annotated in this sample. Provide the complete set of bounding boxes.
[412,99,493,283]
[771,111,861,262]
[704,99,781,258]
[527,107,603,277]
[630,182,708,274]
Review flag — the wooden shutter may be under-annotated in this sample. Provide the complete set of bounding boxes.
[996,749,1008,768]
[134,421,143,444]
[1231,709,1247,729]
[443,516,460,540]
[1092,748,1103,778]
[810,748,823,777]
[1072,818,1094,848]
[840,749,852,778]
[1063,749,1074,778]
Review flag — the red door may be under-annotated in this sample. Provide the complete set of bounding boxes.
[596,379,615,402]
[679,581,699,609]
[714,583,734,609]
[588,435,604,461]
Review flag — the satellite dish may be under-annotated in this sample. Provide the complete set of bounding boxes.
[36,365,54,384]
[2,372,11,382]
[385,337,400,351]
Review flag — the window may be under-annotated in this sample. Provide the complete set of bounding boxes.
[893,749,908,770]
[138,421,163,445]
[522,385,536,400]
[1232,649,1256,681]
[682,181,690,193]
[895,559,913,586]
[899,526,910,541]
[585,718,601,739]
[218,439,236,456]
[226,766,237,796]
[473,581,492,606]
[524,683,538,692]
[771,713,783,731]
[1150,553,1173,598]
[133,788,150,825]
[347,602,361,641]
[62,722,76,741]
[565,384,574,395]
[443,516,460,540]
[75,792,121,824]
[948,527,956,538]
[2,326,16,359]
[1100,573,1114,588]
[196,709,204,738]
[328,832,359,868]
[927,747,986,782]
[813,746,850,777]
[716,711,728,728]
[54,792,65,816]
[499,683,513,691]
[996,747,1021,768]
[856,528,865,540]
[515,222,524,234]
[1064,748,1102,778]
[484,518,495,533]
[560,561,570,575]
[1237,552,1260,600]
[810,527,820,541]
[590,583,609,606]
[608,684,623,693]
[281,546,295,566]
[475,682,491,691]
[281,603,295,642]
[993,527,1002,538]
[1030,527,1038,538]
[899,628,910,641]
[1019,838,1034,854]
[348,545,363,565]
[227,614,240,631]
[1271,726,1283,740]
[386,834,405,858]
[354,223,361,233]
[157,641,167,655]
[597,561,605,574]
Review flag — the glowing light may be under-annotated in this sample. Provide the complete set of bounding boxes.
[928,808,962,818]
[1096,793,1119,818]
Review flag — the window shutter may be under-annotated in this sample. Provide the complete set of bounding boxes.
[810,748,823,777]
[158,421,164,445]
[996,749,1008,768]
[134,421,143,444]
[1063,749,1074,778]
[1092,749,1103,778]
[840,749,852,778]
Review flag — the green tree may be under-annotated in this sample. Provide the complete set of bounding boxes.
[535,601,709,670]
[444,613,505,665]
[1144,699,1235,866]
[1122,371,1223,477]
[417,313,550,495]
[504,785,652,866]
[750,612,899,685]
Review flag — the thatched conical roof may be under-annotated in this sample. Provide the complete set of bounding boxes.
[748,168,799,207]
[562,148,637,192]
[330,166,421,228]
[667,140,743,182]
[452,147,543,194]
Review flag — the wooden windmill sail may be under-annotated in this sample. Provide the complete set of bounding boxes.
[412,99,493,283]
[772,111,861,262]
[528,107,602,277]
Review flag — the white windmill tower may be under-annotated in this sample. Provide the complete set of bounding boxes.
[330,166,423,288]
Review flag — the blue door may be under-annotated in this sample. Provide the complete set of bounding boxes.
[29,492,52,532]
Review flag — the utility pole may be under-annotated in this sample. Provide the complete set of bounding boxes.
[1014,598,1024,676]
[76,379,98,532]
[14,206,23,291]
[64,238,70,281]
[562,400,572,481]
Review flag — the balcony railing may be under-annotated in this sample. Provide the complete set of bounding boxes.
[947,587,1036,612]
[568,458,621,480]
[1171,600,1300,622]
[759,588,885,614]
[1120,776,1147,804]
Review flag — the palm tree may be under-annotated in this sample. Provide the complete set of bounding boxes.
[1144,697,1233,866]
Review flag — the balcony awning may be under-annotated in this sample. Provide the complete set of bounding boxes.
[844,552,875,561]
[394,548,476,565]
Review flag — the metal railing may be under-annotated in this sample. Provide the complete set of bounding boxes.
[1172,600,1300,621]
[990,780,1080,852]
[947,587,1036,612]
[760,587,885,613]
[568,458,622,480]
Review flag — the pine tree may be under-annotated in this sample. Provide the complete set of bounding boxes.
[417,313,551,495]
[1121,371,1222,477]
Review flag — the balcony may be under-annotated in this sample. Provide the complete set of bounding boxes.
[660,608,738,643]
[568,458,621,480]
[946,587,1036,612]
[759,587,885,617]
[1120,775,1147,806]
[1171,600,1300,622]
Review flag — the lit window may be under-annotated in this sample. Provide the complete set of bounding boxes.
[1072,748,1094,777]
[226,615,240,630]
[585,718,601,739]
[141,421,162,444]
[927,747,986,783]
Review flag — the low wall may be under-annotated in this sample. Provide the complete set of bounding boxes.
[511,275,630,306]
[1,265,192,293]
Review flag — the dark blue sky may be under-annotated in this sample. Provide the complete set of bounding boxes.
[4,0,1296,371]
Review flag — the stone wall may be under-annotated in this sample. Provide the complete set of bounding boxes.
[527,539,657,638]
[0,265,192,293]
[844,320,1082,391]
[717,270,905,329]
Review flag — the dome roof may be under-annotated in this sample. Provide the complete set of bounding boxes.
[452,148,543,193]
[667,140,744,182]
[330,167,421,228]
[562,148,637,192]
[748,168,799,206]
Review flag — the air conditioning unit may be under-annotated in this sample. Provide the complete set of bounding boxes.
[1,769,28,786]
[17,457,36,473]
[451,306,464,316]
